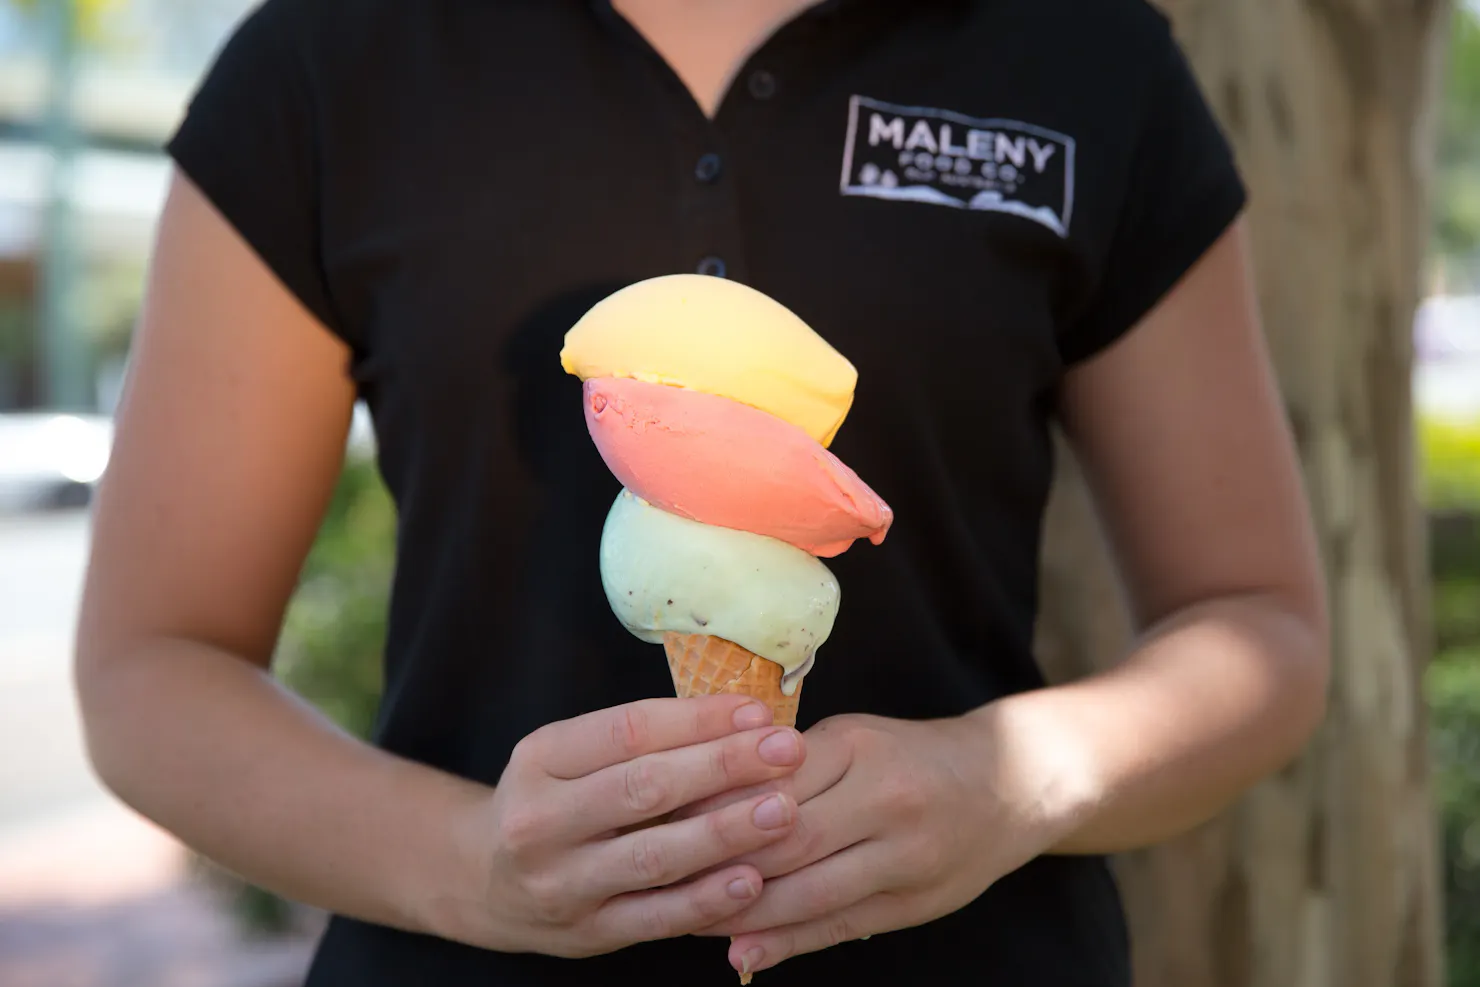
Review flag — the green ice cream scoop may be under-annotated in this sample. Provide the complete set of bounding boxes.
[598,489,839,694]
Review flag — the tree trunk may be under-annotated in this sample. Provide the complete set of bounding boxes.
[1034,2,1452,985]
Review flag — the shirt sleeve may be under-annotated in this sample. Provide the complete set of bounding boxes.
[164,0,349,347]
[1057,18,1248,366]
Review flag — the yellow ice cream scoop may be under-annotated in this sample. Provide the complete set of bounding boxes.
[559,273,856,447]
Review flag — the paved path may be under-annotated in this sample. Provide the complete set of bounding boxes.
[0,510,102,833]
[0,508,317,986]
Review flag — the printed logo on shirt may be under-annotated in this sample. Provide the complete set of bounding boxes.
[838,95,1076,237]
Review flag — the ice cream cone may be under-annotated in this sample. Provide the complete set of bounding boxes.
[662,632,801,729]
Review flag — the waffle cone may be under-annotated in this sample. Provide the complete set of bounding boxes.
[662,632,800,729]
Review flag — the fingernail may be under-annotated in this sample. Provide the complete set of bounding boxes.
[741,947,765,976]
[727,876,757,900]
[733,703,772,731]
[757,729,799,765]
[752,794,790,829]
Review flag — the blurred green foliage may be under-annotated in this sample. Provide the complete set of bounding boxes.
[1425,418,1480,512]
[1437,4,1480,261]
[272,452,394,740]
[1420,19,1480,976]
[1433,654,1480,987]
[1422,414,1480,987]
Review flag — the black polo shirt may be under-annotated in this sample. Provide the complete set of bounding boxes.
[166,0,1245,983]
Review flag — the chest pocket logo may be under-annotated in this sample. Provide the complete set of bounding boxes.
[839,95,1076,237]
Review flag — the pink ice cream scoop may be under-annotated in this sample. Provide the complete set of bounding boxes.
[583,377,892,558]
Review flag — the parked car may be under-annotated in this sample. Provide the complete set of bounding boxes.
[1415,293,1480,423]
[0,412,114,512]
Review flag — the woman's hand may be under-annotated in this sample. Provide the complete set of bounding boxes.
[449,695,809,958]
[686,708,1098,980]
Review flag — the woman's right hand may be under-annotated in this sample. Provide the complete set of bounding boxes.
[447,695,806,957]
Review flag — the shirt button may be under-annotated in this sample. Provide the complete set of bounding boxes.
[748,70,777,100]
[695,152,723,183]
[696,256,727,278]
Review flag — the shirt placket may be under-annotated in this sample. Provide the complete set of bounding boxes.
[588,0,843,286]
[666,117,745,282]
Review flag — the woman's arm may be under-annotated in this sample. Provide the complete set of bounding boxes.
[74,171,491,934]
[987,214,1330,853]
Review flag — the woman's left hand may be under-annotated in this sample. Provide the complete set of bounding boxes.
[685,708,1097,980]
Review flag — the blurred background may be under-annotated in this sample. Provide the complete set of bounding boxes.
[0,1,1475,986]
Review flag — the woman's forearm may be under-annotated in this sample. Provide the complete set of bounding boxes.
[75,636,490,939]
[972,592,1329,855]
